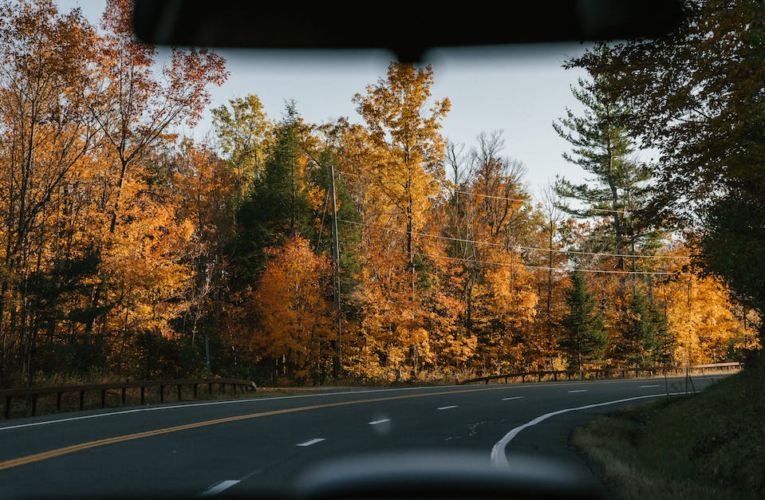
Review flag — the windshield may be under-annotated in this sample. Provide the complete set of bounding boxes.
[0,1,762,500]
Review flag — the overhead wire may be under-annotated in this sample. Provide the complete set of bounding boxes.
[338,219,688,261]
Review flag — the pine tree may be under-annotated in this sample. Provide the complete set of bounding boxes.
[236,103,314,276]
[620,290,654,367]
[553,66,652,269]
[648,302,675,367]
[559,270,607,370]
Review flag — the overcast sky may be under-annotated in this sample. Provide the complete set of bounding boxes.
[58,0,593,199]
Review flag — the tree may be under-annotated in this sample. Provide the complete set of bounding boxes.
[648,302,675,367]
[0,0,97,384]
[84,0,227,337]
[211,94,271,204]
[349,63,450,378]
[553,72,651,270]
[559,270,607,370]
[619,289,655,367]
[236,103,316,277]
[250,236,332,384]
[539,182,566,326]
[566,1,765,337]
[352,63,450,294]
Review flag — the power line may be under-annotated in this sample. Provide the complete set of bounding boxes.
[338,219,688,261]
[334,169,629,215]
[451,189,629,216]
[411,250,687,277]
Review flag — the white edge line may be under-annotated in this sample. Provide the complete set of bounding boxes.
[0,385,464,432]
[568,390,588,393]
[198,479,239,498]
[501,396,525,401]
[490,392,687,468]
[437,405,458,410]
[368,419,391,425]
[640,384,660,388]
[297,438,325,447]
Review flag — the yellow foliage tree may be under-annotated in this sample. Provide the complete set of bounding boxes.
[251,237,332,383]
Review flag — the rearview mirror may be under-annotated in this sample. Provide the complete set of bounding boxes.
[132,0,682,62]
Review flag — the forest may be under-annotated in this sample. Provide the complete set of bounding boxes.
[0,0,760,388]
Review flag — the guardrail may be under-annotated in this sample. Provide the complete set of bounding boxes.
[458,362,743,385]
[0,378,257,419]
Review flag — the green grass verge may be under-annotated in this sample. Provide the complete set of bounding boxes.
[571,359,765,499]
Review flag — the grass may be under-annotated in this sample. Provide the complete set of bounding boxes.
[571,358,765,500]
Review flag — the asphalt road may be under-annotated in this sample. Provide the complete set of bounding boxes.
[0,374,725,499]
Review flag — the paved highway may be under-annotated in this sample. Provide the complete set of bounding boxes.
[0,374,724,499]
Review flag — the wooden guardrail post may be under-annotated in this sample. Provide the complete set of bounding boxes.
[79,390,84,411]
[177,384,182,401]
[56,392,63,411]
[140,386,145,405]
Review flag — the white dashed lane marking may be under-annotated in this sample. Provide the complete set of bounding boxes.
[437,406,458,410]
[296,438,325,447]
[368,419,391,425]
[568,390,588,393]
[199,480,239,497]
[502,396,525,401]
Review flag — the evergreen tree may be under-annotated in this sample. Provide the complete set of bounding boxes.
[648,301,675,367]
[620,290,654,367]
[559,270,607,370]
[553,66,653,269]
[236,103,314,276]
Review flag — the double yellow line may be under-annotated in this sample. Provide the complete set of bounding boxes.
[0,386,513,472]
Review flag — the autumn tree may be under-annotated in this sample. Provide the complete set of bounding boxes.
[349,63,450,379]
[353,63,450,293]
[84,0,227,339]
[211,94,271,205]
[250,236,332,383]
[0,0,97,384]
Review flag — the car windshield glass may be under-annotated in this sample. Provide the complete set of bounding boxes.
[0,1,762,500]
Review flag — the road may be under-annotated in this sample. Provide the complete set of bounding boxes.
[0,374,724,499]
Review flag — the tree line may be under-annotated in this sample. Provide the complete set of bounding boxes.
[0,0,759,387]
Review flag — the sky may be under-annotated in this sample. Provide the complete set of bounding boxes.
[58,0,592,199]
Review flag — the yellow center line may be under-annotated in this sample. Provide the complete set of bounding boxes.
[0,385,511,472]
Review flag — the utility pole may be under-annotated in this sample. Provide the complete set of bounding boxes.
[329,163,342,378]
[685,276,696,394]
